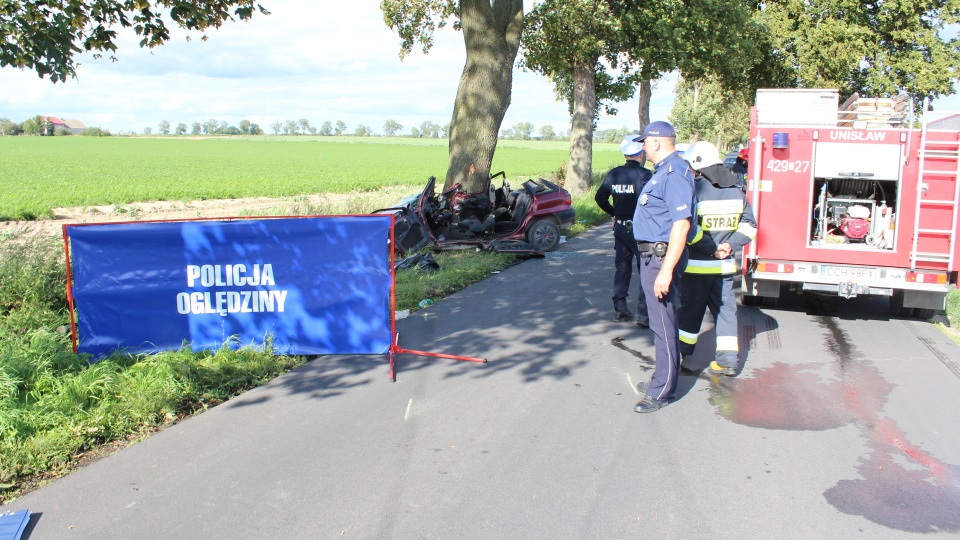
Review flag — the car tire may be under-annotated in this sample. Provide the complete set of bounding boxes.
[526,219,560,252]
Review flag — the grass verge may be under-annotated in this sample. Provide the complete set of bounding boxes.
[0,234,310,502]
[935,287,960,345]
[0,175,610,503]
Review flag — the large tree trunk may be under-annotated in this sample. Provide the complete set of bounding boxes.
[566,58,598,194]
[637,79,652,129]
[445,0,523,194]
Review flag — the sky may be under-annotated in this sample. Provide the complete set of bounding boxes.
[0,2,957,136]
[0,1,673,136]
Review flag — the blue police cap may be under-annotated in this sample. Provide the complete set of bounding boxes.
[634,121,676,142]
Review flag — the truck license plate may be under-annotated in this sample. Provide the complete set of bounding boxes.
[820,265,876,281]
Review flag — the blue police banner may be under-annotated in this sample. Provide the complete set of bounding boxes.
[66,216,393,359]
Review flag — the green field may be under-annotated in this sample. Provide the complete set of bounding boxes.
[0,136,624,220]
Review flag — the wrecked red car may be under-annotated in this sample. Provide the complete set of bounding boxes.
[378,173,576,256]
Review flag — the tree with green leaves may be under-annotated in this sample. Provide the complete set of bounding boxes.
[420,120,440,138]
[355,124,372,137]
[335,120,347,136]
[320,121,333,136]
[595,126,631,144]
[757,0,960,109]
[539,125,556,140]
[523,0,762,193]
[382,0,523,193]
[20,115,47,136]
[522,0,635,193]
[383,119,403,136]
[1,1,268,82]
[669,76,750,150]
[239,119,251,134]
[512,121,534,140]
[157,119,171,135]
[175,122,188,135]
[298,118,311,135]
[191,122,202,135]
[0,118,21,136]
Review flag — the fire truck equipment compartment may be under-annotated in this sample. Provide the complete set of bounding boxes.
[742,89,956,315]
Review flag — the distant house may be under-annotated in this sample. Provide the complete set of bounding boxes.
[42,116,67,134]
[63,119,88,134]
[42,116,87,134]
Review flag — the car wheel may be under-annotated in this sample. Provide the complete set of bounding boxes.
[740,294,757,306]
[913,308,937,319]
[526,219,560,251]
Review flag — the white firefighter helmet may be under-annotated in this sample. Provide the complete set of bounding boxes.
[684,141,724,170]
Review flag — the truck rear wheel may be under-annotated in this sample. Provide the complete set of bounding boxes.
[890,290,912,317]
[913,308,937,319]
[760,296,780,307]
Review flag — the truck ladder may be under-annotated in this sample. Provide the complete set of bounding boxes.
[912,99,960,269]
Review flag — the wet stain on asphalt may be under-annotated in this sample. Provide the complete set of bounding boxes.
[823,431,960,533]
[708,314,960,532]
[707,362,851,431]
[611,336,655,371]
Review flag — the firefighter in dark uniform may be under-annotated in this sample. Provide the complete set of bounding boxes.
[679,141,757,376]
[631,121,697,413]
[594,135,653,326]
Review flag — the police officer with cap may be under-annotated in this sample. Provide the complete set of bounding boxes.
[630,121,697,413]
[595,135,653,326]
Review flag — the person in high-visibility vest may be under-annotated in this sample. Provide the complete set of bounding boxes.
[679,141,757,377]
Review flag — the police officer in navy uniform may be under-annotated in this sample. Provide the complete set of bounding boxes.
[631,121,697,413]
[679,141,757,376]
[594,135,653,326]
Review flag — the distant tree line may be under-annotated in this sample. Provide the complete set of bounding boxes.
[149,118,265,136]
[0,115,109,136]
[2,114,632,143]
[498,122,632,143]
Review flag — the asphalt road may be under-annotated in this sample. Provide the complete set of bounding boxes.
[5,225,960,539]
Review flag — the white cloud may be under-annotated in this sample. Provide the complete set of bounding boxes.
[0,0,669,134]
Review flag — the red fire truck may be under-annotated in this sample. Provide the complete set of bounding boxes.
[741,89,960,318]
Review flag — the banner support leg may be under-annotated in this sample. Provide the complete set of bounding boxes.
[388,333,487,382]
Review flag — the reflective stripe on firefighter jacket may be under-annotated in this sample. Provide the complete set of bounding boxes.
[685,165,757,275]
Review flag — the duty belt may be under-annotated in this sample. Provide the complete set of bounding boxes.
[637,241,668,258]
[615,218,633,232]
